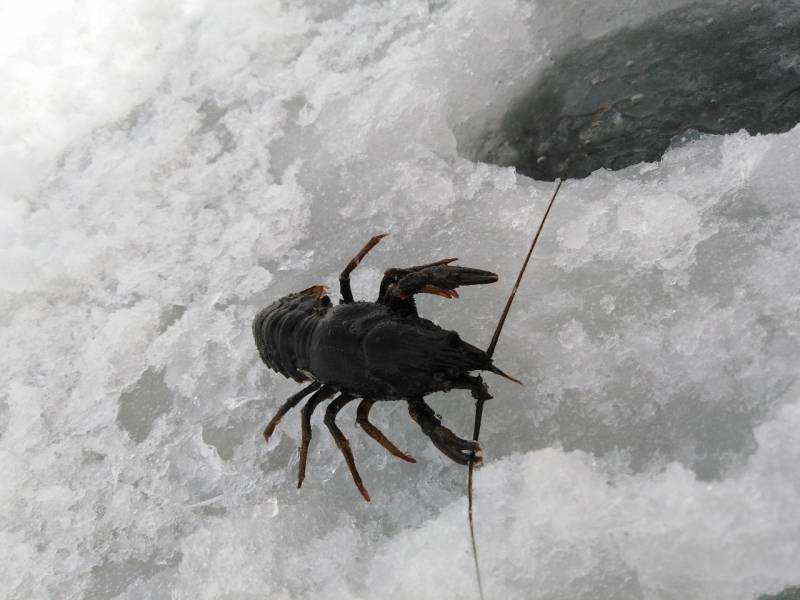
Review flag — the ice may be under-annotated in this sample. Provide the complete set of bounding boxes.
[2,1,799,599]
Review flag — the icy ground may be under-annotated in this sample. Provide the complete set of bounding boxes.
[2,1,800,599]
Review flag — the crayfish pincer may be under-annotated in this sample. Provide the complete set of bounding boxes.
[252,234,519,501]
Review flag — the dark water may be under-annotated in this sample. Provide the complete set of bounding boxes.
[478,1,800,180]
[760,585,800,600]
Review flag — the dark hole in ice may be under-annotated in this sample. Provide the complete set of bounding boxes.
[478,2,800,180]
[758,585,800,600]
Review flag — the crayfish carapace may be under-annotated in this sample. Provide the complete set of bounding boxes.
[253,234,519,501]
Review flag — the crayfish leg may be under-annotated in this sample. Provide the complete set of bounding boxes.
[262,382,322,444]
[297,386,335,489]
[324,393,371,502]
[339,233,389,304]
[356,399,415,463]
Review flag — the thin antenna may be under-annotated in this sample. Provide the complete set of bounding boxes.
[468,178,563,600]
[486,178,563,358]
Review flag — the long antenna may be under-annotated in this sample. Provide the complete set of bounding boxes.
[467,178,563,600]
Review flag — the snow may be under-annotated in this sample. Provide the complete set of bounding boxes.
[1,1,799,599]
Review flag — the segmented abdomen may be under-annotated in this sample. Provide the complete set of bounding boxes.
[252,293,329,382]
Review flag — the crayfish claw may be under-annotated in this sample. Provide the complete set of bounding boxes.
[465,444,483,468]
[408,397,482,466]
[398,266,498,299]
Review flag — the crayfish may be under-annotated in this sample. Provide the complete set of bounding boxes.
[252,234,518,501]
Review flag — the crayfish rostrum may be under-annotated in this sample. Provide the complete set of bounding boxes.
[253,234,518,501]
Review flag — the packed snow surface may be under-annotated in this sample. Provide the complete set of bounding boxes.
[1,1,799,599]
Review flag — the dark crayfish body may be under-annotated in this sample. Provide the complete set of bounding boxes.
[253,234,517,501]
[254,296,499,398]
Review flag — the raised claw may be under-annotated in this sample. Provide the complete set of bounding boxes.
[399,266,498,298]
